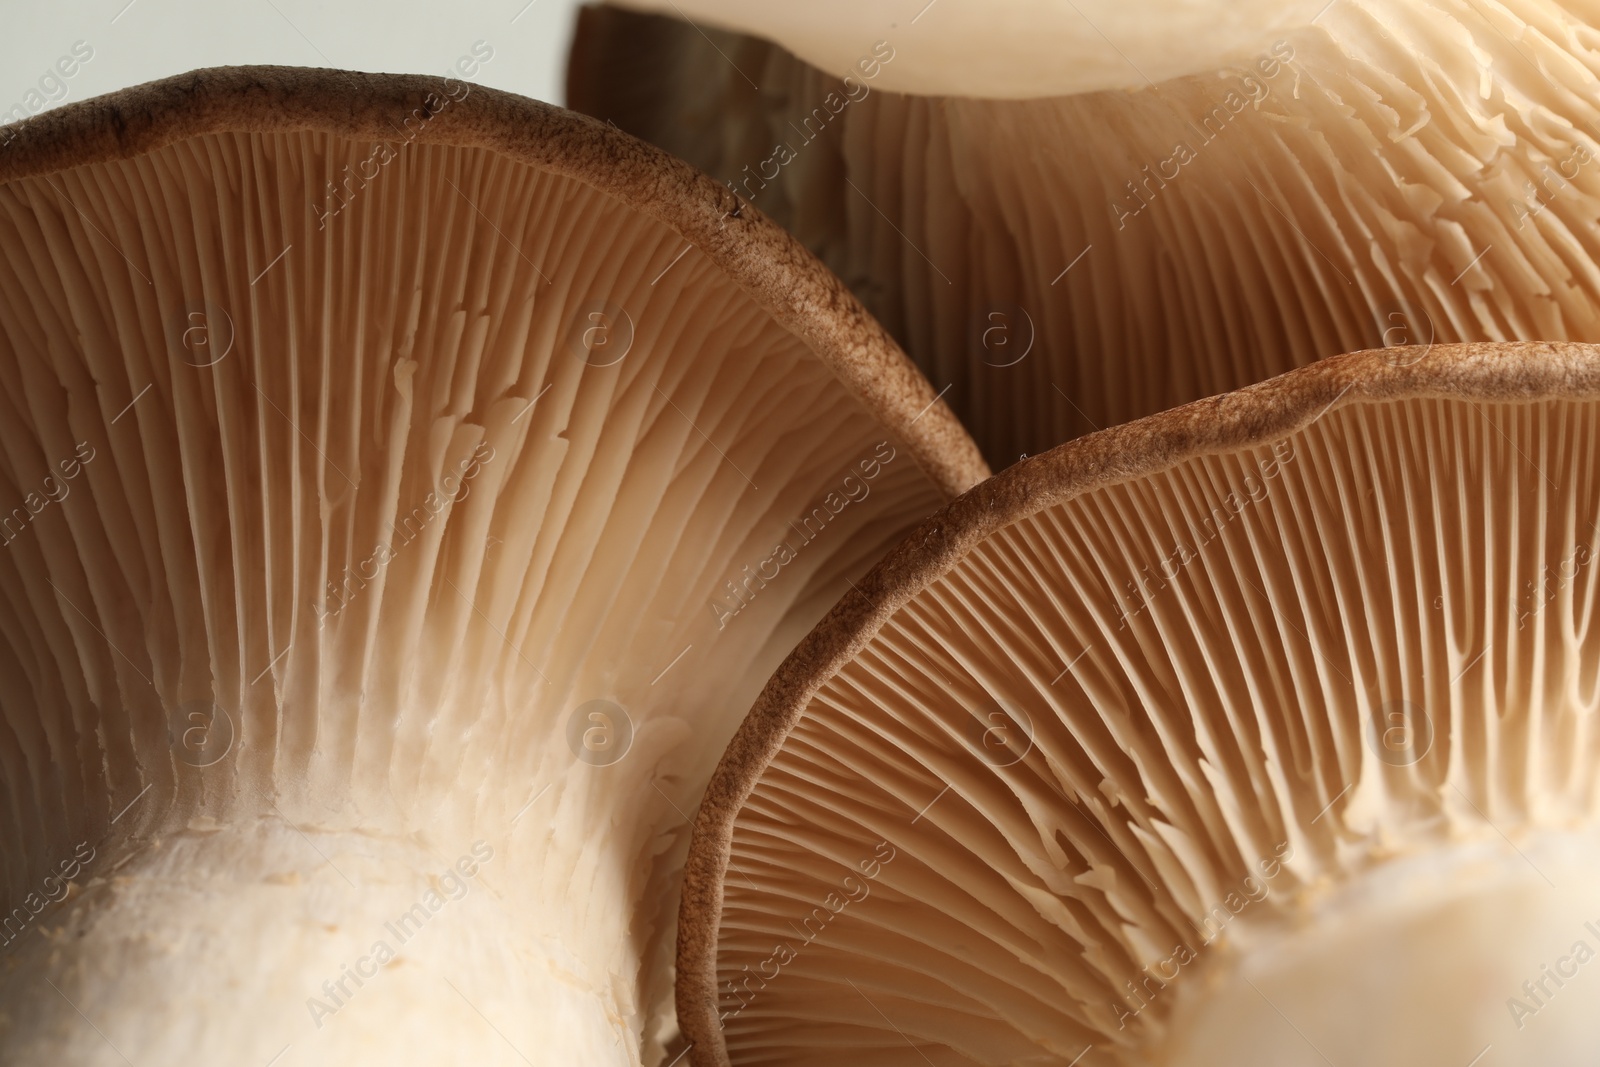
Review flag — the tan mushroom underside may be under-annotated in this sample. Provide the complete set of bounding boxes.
[0,68,981,1065]
[574,2,1600,466]
[679,342,1600,1066]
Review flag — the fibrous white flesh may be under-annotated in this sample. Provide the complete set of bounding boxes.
[710,394,1600,1064]
[1155,832,1600,1067]
[0,824,631,1064]
[0,130,945,1063]
[581,0,1600,464]
[611,0,1328,97]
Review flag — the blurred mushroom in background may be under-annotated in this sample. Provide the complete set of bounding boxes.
[572,1,1600,465]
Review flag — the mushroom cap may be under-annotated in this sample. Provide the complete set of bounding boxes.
[573,2,1600,467]
[607,0,1329,97]
[678,341,1600,1065]
[0,66,982,1064]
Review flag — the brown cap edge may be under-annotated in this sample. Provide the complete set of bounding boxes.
[0,64,988,500]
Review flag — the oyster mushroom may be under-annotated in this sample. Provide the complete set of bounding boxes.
[679,341,1600,1065]
[0,66,983,1065]
[573,1,1600,464]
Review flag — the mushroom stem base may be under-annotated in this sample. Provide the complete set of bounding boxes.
[0,817,640,1065]
[1151,831,1600,1067]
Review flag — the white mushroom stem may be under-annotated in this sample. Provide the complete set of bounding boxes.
[0,823,639,1064]
[1156,833,1600,1065]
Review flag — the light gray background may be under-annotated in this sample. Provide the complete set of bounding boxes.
[0,0,589,121]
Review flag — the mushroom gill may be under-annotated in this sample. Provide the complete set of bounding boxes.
[679,342,1600,1066]
[0,67,983,1065]
[573,1,1600,465]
